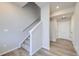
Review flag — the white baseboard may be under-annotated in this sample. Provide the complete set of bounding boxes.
[30,47,42,56]
[42,45,50,50]
[0,46,20,56]
[52,39,56,42]
[50,38,56,42]
[72,41,79,56]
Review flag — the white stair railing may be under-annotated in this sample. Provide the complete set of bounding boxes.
[29,21,42,55]
[21,20,42,55]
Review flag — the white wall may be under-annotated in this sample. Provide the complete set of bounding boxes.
[29,21,42,55]
[57,19,71,40]
[50,7,75,42]
[50,18,71,42]
[0,2,39,54]
[41,3,50,50]
[50,19,57,41]
[11,2,27,7]
[71,3,79,55]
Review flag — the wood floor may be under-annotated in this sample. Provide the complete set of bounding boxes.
[3,39,77,56]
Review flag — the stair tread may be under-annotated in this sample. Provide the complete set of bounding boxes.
[22,44,30,52]
[23,39,30,45]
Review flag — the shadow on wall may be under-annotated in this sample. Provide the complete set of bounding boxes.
[0,2,40,54]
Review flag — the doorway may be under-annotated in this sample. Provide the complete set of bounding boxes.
[50,16,72,42]
[57,17,71,41]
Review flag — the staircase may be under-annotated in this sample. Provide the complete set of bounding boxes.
[0,2,42,56]
[19,2,42,56]
[20,18,42,55]
[21,35,30,52]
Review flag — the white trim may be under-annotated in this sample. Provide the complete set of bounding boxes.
[29,32,32,56]
[42,44,50,50]
[52,39,56,42]
[19,34,30,46]
[0,46,20,56]
[29,21,42,33]
[30,46,42,56]
[29,21,42,56]
[72,40,79,56]
[29,32,42,56]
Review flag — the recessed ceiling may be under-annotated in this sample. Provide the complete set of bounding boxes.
[50,2,76,13]
[52,13,73,20]
[50,2,76,20]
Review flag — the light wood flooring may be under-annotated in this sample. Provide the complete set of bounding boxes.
[3,39,77,56]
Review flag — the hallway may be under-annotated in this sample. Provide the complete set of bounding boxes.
[3,39,77,56]
[34,39,77,56]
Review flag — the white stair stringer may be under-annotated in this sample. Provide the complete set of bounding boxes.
[21,20,42,56]
[21,35,30,52]
[22,43,30,52]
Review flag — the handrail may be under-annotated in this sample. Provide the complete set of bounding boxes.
[23,17,40,32]
[29,21,41,33]
[20,33,30,45]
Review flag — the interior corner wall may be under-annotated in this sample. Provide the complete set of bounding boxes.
[41,3,50,50]
[71,2,79,55]
[50,19,57,42]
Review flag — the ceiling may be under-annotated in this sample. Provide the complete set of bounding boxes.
[11,2,76,11]
[11,2,76,20]
[50,2,76,13]
[50,2,76,19]
[11,2,27,7]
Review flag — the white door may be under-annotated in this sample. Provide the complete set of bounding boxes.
[57,19,71,40]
